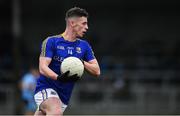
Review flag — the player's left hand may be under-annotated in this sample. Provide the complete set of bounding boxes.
[65,74,80,82]
[57,71,80,82]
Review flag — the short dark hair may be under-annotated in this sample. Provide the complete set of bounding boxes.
[65,7,88,19]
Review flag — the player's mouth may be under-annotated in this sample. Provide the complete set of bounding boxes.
[82,30,87,34]
[81,32,85,35]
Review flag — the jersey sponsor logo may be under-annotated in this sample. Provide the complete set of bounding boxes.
[53,56,64,62]
[76,47,81,53]
[57,46,65,50]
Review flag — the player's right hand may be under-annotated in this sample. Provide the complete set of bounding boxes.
[57,71,80,82]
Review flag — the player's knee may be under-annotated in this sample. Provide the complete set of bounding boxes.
[48,107,63,115]
[55,108,63,115]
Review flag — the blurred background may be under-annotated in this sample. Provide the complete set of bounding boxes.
[0,0,179,115]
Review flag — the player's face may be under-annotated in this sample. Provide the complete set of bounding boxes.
[72,17,88,37]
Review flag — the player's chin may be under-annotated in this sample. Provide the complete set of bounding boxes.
[78,33,84,37]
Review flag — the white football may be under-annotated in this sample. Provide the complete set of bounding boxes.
[61,57,84,77]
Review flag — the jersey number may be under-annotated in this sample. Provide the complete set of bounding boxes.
[68,49,73,55]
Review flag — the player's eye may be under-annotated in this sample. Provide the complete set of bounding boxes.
[82,22,87,25]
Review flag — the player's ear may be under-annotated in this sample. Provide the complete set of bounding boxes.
[69,18,77,27]
[68,19,73,26]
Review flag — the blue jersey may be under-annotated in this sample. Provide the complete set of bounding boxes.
[35,35,95,105]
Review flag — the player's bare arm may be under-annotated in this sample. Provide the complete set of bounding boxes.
[84,59,100,77]
[39,56,58,80]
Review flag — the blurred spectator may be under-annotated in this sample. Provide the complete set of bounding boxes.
[112,64,132,101]
[20,66,39,115]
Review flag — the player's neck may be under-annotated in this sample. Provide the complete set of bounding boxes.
[61,29,77,42]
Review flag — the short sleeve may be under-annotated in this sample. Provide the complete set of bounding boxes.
[84,42,95,61]
[40,37,54,58]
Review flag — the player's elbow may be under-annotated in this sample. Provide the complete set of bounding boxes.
[39,66,44,75]
[94,70,101,77]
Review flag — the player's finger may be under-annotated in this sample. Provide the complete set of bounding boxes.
[64,71,70,75]
[70,74,78,78]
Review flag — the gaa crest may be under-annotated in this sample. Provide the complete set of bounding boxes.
[76,47,81,53]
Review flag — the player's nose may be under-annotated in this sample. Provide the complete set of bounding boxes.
[85,24,88,30]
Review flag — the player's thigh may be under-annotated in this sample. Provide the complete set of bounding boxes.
[40,97,62,113]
